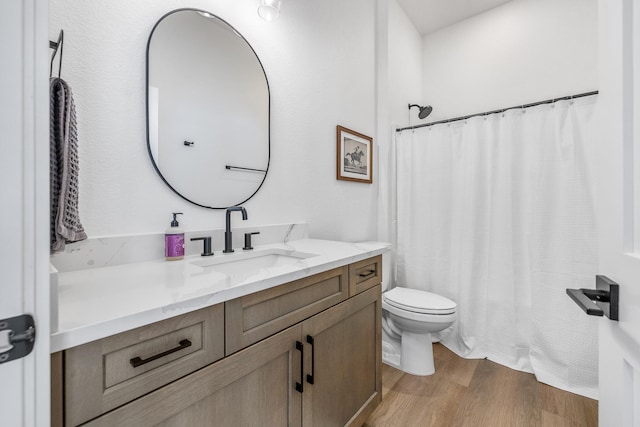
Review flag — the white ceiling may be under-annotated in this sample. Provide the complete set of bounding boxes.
[396,0,513,35]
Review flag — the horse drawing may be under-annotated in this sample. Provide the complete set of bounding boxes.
[345,148,365,167]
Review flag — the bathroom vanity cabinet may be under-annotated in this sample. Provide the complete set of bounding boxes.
[51,255,382,427]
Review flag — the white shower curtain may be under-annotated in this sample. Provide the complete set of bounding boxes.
[394,96,599,399]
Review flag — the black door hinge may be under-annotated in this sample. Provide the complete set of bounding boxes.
[0,314,36,364]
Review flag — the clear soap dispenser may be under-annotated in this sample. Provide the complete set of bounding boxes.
[165,212,184,261]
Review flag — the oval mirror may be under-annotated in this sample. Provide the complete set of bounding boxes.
[146,9,270,209]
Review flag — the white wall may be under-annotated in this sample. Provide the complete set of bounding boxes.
[388,0,423,129]
[421,0,598,122]
[49,0,377,242]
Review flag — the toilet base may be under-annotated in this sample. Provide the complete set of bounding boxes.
[382,327,401,369]
[400,331,435,376]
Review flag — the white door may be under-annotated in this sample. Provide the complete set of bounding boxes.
[598,0,640,425]
[0,0,50,426]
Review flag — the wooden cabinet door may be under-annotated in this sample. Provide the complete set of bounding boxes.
[85,324,304,427]
[301,285,381,427]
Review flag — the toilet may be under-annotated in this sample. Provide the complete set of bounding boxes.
[382,286,457,376]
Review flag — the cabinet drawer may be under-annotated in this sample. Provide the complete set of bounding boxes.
[226,266,349,355]
[349,255,382,296]
[82,324,303,427]
[64,304,224,426]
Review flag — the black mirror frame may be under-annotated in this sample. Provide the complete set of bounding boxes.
[145,8,271,209]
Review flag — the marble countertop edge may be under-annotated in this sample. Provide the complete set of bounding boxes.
[50,239,390,353]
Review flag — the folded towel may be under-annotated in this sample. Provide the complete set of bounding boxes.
[50,77,87,252]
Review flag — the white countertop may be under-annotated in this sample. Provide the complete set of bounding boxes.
[51,239,389,353]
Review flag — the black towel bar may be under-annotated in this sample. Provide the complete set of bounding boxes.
[225,165,267,173]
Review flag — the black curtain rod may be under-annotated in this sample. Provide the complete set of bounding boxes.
[396,90,599,132]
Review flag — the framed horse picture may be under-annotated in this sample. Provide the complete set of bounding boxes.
[336,125,373,184]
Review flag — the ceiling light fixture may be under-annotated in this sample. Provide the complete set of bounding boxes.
[258,0,282,22]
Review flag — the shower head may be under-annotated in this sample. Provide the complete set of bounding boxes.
[408,104,433,120]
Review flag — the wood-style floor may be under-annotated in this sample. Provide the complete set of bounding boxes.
[364,344,598,427]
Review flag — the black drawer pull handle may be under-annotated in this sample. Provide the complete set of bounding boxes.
[358,269,376,278]
[130,339,192,368]
[306,335,315,385]
[295,341,304,393]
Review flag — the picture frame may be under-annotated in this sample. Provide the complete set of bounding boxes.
[336,125,373,184]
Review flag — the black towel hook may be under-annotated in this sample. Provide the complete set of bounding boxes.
[49,29,64,78]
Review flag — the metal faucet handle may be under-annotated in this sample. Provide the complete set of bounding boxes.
[190,236,213,256]
[243,232,260,251]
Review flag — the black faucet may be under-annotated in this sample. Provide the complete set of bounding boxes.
[224,206,248,253]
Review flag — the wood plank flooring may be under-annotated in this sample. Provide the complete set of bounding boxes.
[364,344,598,427]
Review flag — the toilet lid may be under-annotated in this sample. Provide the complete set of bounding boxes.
[384,287,457,314]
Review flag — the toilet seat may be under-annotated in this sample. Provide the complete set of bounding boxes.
[383,287,456,315]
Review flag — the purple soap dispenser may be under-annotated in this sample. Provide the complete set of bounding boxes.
[165,212,184,261]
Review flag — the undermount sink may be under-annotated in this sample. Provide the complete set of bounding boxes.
[190,248,318,277]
